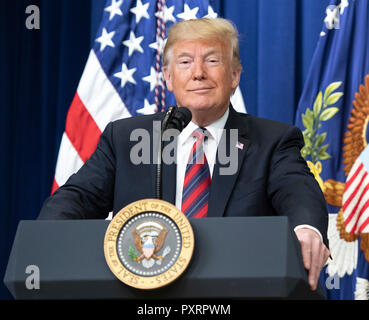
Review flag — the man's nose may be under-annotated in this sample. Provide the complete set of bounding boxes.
[192,60,206,80]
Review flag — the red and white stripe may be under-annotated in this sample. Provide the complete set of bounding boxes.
[52,50,131,194]
[342,155,369,234]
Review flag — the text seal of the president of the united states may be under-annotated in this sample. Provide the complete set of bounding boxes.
[104,199,194,289]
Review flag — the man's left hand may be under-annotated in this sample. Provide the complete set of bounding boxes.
[295,228,330,291]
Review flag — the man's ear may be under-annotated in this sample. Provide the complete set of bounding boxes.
[163,66,173,92]
[231,68,241,90]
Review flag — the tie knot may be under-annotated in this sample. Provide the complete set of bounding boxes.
[192,127,207,142]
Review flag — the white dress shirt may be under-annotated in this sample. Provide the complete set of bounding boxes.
[174,108,323,241]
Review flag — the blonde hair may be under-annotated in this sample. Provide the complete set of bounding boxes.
[163,18,242,72]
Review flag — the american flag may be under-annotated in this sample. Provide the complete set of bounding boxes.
[235,141,244,150]
[342,145,369,234]
[51,0,245,194]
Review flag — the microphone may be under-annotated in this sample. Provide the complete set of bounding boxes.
[156,106,192,199]
[165,106,192,131]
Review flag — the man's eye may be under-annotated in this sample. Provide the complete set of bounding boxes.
[177,59,191,68]
[208,58,219,64]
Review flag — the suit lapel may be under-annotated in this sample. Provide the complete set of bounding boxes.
[207,106,251,217]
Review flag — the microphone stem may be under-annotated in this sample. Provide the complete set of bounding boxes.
[156,132,163,199]
[156,106,176,200]
[155,106,191,200]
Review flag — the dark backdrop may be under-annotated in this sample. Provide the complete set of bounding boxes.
[0,0,329,299]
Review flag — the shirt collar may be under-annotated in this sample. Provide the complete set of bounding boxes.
[205,108,229,145]
[178,108,229,146]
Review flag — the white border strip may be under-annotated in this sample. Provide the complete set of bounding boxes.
[77,50,132,132]
[54,133,84,187]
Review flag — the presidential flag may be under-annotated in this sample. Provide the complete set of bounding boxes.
[51,0,246,195]
[295,0,369,300]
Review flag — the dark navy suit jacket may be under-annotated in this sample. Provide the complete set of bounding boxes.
[39,106,329,246]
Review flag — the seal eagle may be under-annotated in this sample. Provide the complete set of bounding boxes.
[132,226,168,262]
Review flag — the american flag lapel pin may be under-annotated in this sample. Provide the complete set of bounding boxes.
[236,141,244,150]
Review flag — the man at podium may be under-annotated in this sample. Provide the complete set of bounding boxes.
[38,18,330,291]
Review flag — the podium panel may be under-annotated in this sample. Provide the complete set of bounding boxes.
[4,217,325,299]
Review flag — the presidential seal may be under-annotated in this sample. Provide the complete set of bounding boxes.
[104,199,194,289]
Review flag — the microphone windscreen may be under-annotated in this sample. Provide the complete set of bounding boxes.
[166,106,192,132]
[176,107,192,129]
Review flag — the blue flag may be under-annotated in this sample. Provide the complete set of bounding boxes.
[295,0,369,300]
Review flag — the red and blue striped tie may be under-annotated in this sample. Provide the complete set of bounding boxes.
[181,128,211,218]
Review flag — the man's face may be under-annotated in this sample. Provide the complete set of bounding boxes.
[163,38,241,125]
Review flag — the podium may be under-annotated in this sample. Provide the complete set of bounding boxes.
[4,217,325,299]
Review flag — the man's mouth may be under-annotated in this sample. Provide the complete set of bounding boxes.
[188,87,213,93]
